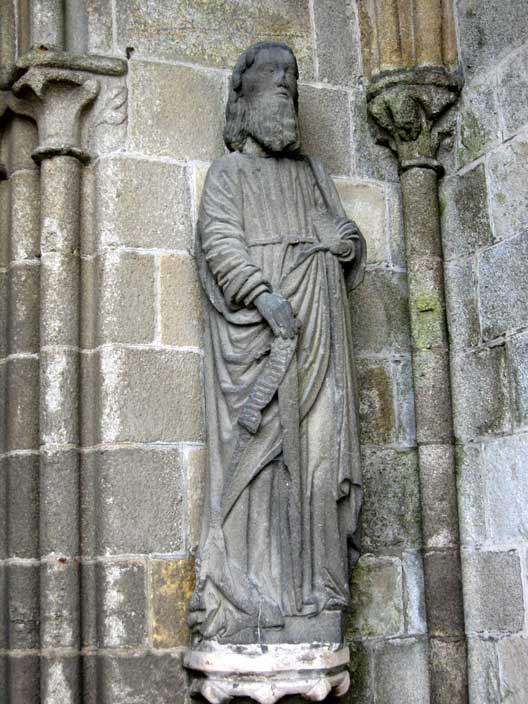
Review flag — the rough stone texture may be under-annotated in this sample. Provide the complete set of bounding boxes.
[95,251,157,345]
[98,653,187,704]
[82,348,204,445]
[150,558,195,648]
[360,447,421,552]
[97,561,146,648]
[334,179,388,264]
[348,555,403,638]
[456,78,501,168]
[115,0,314,79]
[160,254,203,347]
[456,0,528,78]
[451,345,511,441]
[463,549,524,634]
[356,358,395,445]
[93,448,185,555]
[129,60,225,161]
[94,157,193,252]
[497,44,528,137]
[487,140,528,242]
[444,257,480,349]
[372,638,429,704]
[313,0,360,87]
[298,84,352,176]
[479,233,528,340]
[509,331,528,428]
[497,636,528,703]
[185,446,207,553]
[440,164,492,260]
[349,270,411,354]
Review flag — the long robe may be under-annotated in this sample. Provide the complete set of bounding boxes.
[190,150,366,644]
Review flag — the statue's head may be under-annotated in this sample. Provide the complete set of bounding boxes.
[224,42,300,154]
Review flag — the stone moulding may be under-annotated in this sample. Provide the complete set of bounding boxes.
[185,643,350,704]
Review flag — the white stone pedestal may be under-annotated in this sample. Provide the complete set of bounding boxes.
[184,643,350,704]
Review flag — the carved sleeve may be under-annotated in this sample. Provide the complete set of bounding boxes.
[199,157,271,308]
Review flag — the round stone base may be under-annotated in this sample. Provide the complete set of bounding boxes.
[184,643,350,704]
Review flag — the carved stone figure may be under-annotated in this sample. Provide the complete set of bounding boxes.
[184,42,366,704]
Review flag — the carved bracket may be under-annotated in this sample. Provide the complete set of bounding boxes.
[368,81,459,171]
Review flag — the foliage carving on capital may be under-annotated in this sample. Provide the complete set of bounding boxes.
[10,67,99,162]
[368,83,459,170]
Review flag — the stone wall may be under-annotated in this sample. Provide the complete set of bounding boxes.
[441,2,528,701]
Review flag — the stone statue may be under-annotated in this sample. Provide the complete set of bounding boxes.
[184,42,366,704]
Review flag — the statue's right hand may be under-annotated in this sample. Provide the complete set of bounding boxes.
[254,291,300,338]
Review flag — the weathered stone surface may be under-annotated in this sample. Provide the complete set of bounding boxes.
[348,555,403,638]
[373,638,429,704]
[456,78,500,168]
[160,254,203,347]
[463,549,524,634]
[9,170,40,261]
[6,654,40,704]
[481,434,528,544]
[40,350,79,447]
[82,348,204,445]
[444,256,480,350]
[314,0,360,87]
[451,345,511,440]
[7,563,40,649]
[509,331,528,428]
[334,179,388,264]
[441,164,492,260]
[298,85,351,176]
[349,270,410,354]
[99,653,187,704]
[185,446,207,553]
[413,351,452,444]
[151,558,195,648]
[361,447,421,552]
[456,0,528,78]
[96,251,157,345]
[40,559,80,648]
[487,140,528,242]
[497,636,528,703]
[498,44,528,137]
[115,0,314,78]
[94,447,185,555]
[423,549,464,636]
[7,454,39,558]
[466,637,500,704]
[95,157,193,251]
[408,260,448,351]
[97,561,146,648]
[402,551,427,636]
[8,264,40,354]
[394,357,417,447]
[455,443,486,546]
[419,445,458,549]
[479,233,528,340]
[129,61,225,161]
[429,639,468,704]
[356,358,395,445]
[6,357,39,452]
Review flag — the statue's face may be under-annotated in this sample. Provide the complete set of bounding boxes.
[241,47,298,105]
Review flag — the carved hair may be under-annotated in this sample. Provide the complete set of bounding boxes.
[224,42,299,152]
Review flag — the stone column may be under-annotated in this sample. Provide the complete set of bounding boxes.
[11,64,98,704]
[368,73,467,704]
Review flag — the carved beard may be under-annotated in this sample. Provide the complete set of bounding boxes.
[245,93,300,154]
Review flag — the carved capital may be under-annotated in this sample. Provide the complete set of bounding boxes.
[11,66,99,163]
[368,80,459,171]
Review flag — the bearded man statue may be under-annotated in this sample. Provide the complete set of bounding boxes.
[184,42,367,704]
